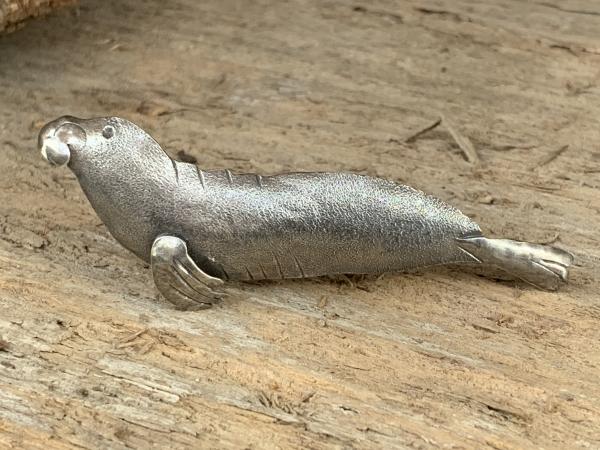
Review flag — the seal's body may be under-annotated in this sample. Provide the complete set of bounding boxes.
[38,116,573,309]
[99,167,481,281]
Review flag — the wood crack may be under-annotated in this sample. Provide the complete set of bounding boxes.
[536,2,600,16]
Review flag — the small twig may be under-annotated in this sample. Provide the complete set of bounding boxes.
[414,7,464,22]
[471,323,499,334]
[538,144,569,167]
[549,44,579,56]
[404,117,442,143]
[343,364,370,371]
[441,115,480,165]
[537,2,600,17]
[301,391,316,403]
[514,182,561,192]
[492,143,537,152]
[119,328,148,344]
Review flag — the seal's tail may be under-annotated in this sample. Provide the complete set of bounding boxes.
[456,236,574,290]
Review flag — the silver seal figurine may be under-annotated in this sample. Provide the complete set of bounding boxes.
[38,116,573,309]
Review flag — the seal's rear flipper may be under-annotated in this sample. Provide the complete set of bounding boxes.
[151,235,226,310]
[456,236,574,290]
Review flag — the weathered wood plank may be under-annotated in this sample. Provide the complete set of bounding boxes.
[0,0,599,448]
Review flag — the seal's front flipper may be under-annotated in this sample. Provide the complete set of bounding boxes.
[456,236,574,290]
[151,235,225,310]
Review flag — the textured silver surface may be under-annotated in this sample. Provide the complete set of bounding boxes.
[38,116,573,305]
[151,235,226,310]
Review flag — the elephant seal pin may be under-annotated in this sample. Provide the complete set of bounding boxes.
[39,116,573,309]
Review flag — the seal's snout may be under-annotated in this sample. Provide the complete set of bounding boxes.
[38,116,87,167]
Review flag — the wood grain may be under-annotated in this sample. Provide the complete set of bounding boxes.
[0,1,599,448]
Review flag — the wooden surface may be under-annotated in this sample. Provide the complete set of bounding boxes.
[0,0,76,34]
[0,1,599,448]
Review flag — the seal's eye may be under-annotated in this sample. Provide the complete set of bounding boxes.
[102,125,115,139]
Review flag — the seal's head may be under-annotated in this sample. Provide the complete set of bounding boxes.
[38,116,158,169]
[38,116,88,167]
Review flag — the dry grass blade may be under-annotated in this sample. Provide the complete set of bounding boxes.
[538,144,569,167]
[441,114,480,165]
[405,117,442,143]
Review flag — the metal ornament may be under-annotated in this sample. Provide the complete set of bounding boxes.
[39,116,573,309]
